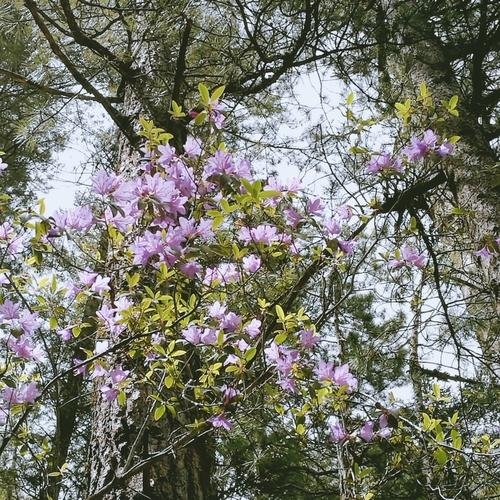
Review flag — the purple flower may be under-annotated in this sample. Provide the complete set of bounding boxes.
[330,420,348,443]
[332,364,358,393]
[209,413,233,431]
[336,204,353,221]
[359,421,374,442]
[92,170,121,195]
[236,339,250,351]
[220,312,242,332]
[323,219,341,238]
[404,130,438,161]
[157,144,175,165]
[306,197,325,216]
[179,261,202,279]
[245,319,261,338]
[65,206,94,231]
[79,270,98,286]
[8,335,44,361]
[200,328,217,345]
[208,301,227,319]
[239,224,279,245]
[474,246,495,262]
[109,366,130,384]
[283,207,302,228]
[402,245,426,268]
[218,263,240,284]
[278,377,297,393]
[0,158,7,173]
[389,245,426,269]
[204,151,235,178]
[3,383,40,406]
[73,358,87,375]
[18,311,40,335]
[242,254,261,273]
[366,153,403,174]
[57,328,73,342]
[338,239,356,256]
[315,360,335,382]
[299,329,319,349]
[437,141,455,157]
[100,385,119,402]
[91,275,111,295]
[378,414,392,439]
[184,136,202,157]
[182,325,201,344]
[221,385,239,404]
[0,300,20,321]
[224,354,239,366]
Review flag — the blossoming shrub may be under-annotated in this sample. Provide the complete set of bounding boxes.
[0,83,497,492]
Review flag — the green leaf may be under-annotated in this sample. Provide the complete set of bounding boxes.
[422,412,432,431]
[448,95,458,110]
[433,447,448,466]
[165,376,174,389]
[245,347,257,362]
[296,423,306,435]
[211,85,225,102]
[198,83,210,105]
[274,331,288,345]
[154,404,166,421]
[275,305,285,321]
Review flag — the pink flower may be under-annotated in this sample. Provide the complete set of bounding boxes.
[359,421,374,442]
[404,130,438,161]
[92,169,121,195]
[474,246,495,262]
[100,385,119,402]
[245,319,261,338]
[91,275,111,295]
[330,420,348,443]
[109,366,130,384]
[242,254,261,273]
[332,364,358,393]
[57,328,72,341]
[299,329,319,349]
[366,153,403,174]
[182,325,201,344]
[221,385,239,404]
[315,360,335,382]
[209,413,233,431]
[306,197,325,216]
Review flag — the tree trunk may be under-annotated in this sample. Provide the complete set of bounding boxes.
[377,6,499,373]
[86,74,215,497]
